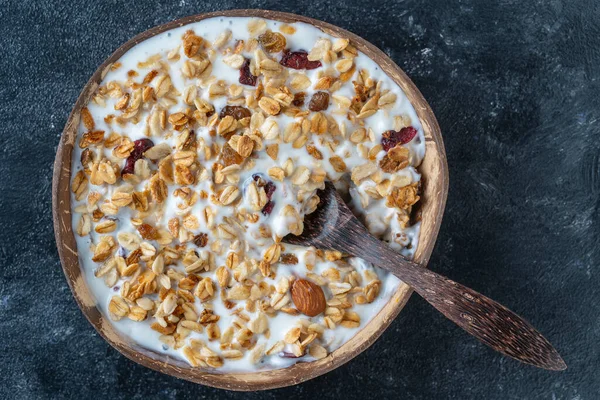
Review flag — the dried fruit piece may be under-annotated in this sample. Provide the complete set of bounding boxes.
[262,201,275,216]
[122,159,136,177]
[264,181,276,199]
[239,58,258,86]
[381,127,417,151]
[258,30,286,53]
[292,92,306,107]
[221,143,244,166]
[219,105,251,120]
[280,50,322,70]
[308,91,330,112]
[193,233,208,247]
[252,174,276,216]
[137,223,159,240]
[121,138,154,176]
[280,254,298,265]
[291,279,326,317]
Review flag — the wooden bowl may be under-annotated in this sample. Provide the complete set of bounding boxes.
[52,9,449,391]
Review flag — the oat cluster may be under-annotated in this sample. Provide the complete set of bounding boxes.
[71,18,422,369]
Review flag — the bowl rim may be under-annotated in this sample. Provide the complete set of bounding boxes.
[52,8,449,391]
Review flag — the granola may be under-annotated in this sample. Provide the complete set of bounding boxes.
[70,17,425,371]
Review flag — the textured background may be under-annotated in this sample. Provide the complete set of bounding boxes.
[1,0,598,398]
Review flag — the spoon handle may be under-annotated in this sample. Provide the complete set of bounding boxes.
[332,226,566,370]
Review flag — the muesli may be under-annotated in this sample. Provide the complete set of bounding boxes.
[70,16,425,371]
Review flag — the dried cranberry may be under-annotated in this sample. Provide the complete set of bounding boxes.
[219,105,252,120]
[264,181,276,200]
[280,50,322,70]
[133,138,154,154]
[239,58,257,86]
[122,138,154,176]
[381,127,417,151]
[262,200,275,216]
[121,158,136,176]
[253,174,277,215]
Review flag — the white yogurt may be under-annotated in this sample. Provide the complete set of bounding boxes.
[70,16,425,372]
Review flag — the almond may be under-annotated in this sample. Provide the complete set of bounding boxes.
[290,279,326,317]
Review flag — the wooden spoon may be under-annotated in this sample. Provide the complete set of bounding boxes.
[283,182,566,371]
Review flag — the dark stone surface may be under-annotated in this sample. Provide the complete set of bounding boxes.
[1,0,598,398]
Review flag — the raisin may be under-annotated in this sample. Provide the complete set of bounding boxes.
[219,105,252,120]
[308,91,330,111]
[137,223,159,240]
[381,127,418,151]
[292,92,306,107]
[192,233,208,247]
[122,138,154,176]
[258,30,287,53]
[239,58,257,86]
[280,50,322,70]
[221,143,244,166]
[280,254,299,264]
